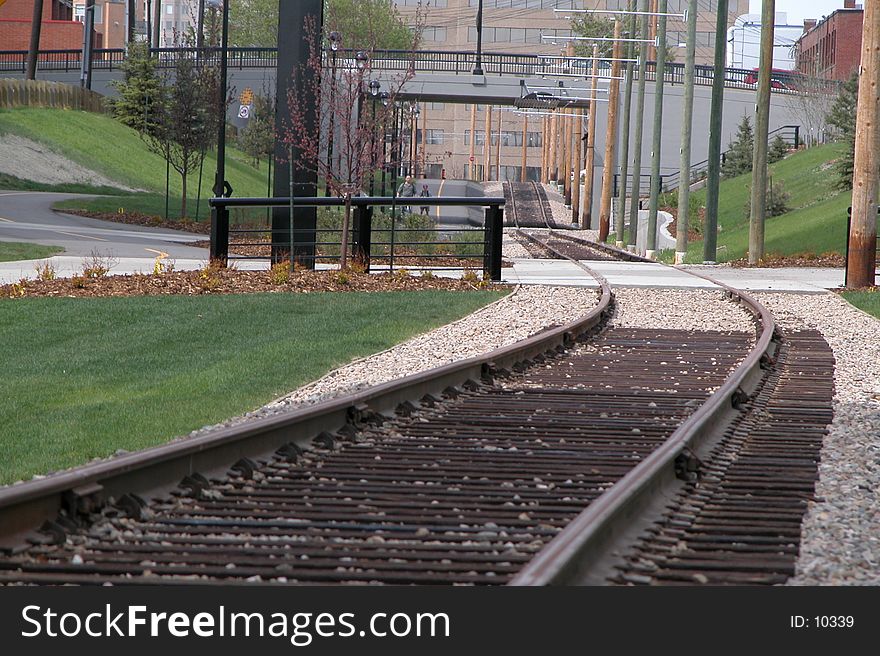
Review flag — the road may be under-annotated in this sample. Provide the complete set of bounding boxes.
[0,191,210,260]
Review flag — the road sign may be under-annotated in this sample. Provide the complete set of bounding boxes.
[238,104,251,119]
[239,87,254,106]
[469,156,475,161]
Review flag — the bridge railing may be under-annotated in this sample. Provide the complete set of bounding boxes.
[0,47,840,96]
[613,124,802,199]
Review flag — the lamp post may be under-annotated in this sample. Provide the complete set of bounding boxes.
[474,0,484,75]
[210,0,230,262]
[369,80,381,195]
[410,103,420,177]
[325,31,340,197]
[379,91,390,195]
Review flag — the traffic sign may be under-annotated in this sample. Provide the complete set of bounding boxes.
[469,156,475,161]
[238,104,251,119]
[239,87,254,106]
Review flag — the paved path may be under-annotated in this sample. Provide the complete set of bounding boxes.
[0,190,209,259]
[2,190,874,292]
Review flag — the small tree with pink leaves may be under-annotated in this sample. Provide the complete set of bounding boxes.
[278,13,423,268]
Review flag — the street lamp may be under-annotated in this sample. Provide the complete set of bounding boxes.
[210,0,230,262]
[474,0,484,75]
[326,31,342,197]
[409,103,420,177]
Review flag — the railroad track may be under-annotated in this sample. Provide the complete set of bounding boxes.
[503,181,557,230]
[0,236,835,585]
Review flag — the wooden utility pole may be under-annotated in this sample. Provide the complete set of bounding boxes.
[649,0,658,60]
[549,110,558,183]
[645,0,668,259]
[541,116,549,183]
[628,0,651,250]
[675,0,698,264]
[572,108,583,224]
[583,44,600,228]
[26,0,45,81]
[495,108,503,181]
[847,0,879,288]
[748,0,775,265]
[469,104,477,180]
[483,104,492,181]
[521,113,529,182]
[562,107,571,205]
[599,21,622,242]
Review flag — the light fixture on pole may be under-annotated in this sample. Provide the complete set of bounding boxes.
[210,0,231,263]
[473,0,484,75]
[326,31,341,197]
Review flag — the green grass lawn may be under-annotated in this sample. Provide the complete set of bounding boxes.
[841,290,880,318]
[0,241,63,262]
[0,290,504,484]
[0,108,271,222]
[674,143,851,263]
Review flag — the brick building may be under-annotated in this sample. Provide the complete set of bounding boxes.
[0,0,82,50]
[794,1,864,81]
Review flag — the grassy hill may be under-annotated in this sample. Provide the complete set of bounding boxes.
[0,108,270,222]
[670,142,852,263]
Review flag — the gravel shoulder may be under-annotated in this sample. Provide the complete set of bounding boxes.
[756,292,880,585]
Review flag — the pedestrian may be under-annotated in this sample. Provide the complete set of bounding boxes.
[397,175,416,214]
[419,183,431,216]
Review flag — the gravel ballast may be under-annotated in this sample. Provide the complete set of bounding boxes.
[265,285,600,411]
[754,292,880,585]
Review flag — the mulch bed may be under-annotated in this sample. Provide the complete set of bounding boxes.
[2,267,503,299]
[727,253,846,268]
[63,210,210,234]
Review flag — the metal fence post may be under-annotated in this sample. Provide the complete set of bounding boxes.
[353,204,373,272]
[484,204,503,282]
[210,203,229,265]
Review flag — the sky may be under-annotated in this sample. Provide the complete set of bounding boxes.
[748,0,852,25]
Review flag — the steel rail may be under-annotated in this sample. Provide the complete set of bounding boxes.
[0,280,612,553]
[510,232,779,586]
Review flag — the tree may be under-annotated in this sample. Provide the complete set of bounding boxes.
[721,114,754,178]
[229,0,416,49]
[111,42,165,136]
[744,178,790,218]
[784,75,835,148]
[826,72,859,189]
[279,15,419,268]
[570,14,615,59]
[768,135,789,164]
[146,53,217,219]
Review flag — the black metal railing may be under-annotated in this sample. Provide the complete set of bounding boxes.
[613,125,802,199]
[209,196,505,281]
[0,47,841,95]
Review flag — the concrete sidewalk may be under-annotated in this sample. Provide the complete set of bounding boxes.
[0,254,870,293]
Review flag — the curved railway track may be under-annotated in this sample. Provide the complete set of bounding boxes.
[0,233,835,586]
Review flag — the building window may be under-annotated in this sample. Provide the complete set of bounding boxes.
[422,27,447,42]
[417,129,445,145]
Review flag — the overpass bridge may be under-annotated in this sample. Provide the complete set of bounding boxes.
[1,47,819,226]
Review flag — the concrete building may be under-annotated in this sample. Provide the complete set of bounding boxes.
[793,1,864,81]
[394,0,749,183]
